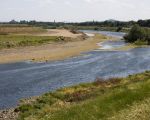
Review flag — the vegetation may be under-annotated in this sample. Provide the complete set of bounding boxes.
[0,26,46,35]
[116,26,123,32]
[0,35,61,49]
[2,19,150,27]
[15,71,150,120]
[124,24,150,45]
[74,26,129,32]
[1,19,150,32]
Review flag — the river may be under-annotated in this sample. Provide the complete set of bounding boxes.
[0,30,150,109]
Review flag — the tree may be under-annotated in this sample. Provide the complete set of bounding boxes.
[145,28,150,45]
[124,24,145,43]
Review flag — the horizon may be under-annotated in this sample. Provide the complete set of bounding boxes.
[1,18,150,23]
[0,0,150,22]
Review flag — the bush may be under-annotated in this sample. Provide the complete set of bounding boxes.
[116,26,122,32]
[16,104,33,113]
[124,24,150,45]
[94,27,99,31]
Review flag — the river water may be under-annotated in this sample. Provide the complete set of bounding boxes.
[0,30,150,109]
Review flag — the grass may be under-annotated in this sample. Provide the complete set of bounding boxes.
[0,26,46,35]
[16,71,150,120]
[0,26,58,48]
[0,35,61,49]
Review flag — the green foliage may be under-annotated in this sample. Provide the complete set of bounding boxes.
[116,26,123,32]
[94,27,99,31]
[124,25,150,45]
[134,39,148,45]
[124,25,144,42]
[0,35,59,49]
[17,71,150,120]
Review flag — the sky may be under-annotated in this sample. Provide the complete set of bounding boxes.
[0,0,150,22]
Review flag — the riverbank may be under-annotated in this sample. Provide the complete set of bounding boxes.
[0,33,109,64]
[1,71,150,120]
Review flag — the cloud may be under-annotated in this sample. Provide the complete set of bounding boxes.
[64,1,72,6]
[24,0,54,6]
[83,0,101,3]
[0,0,150,22]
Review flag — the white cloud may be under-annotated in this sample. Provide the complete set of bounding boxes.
[64,1,72,6]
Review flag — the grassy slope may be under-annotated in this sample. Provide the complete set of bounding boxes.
[16,71,150,120]
[0,35,60,49]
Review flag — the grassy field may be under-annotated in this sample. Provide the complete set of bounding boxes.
[0,26,46,35]
[0,35,60,49]
[0,26,57,48]
[15,71,150,120]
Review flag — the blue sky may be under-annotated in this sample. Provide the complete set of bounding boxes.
[0,0,150,22]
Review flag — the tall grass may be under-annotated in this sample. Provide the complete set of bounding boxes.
[0,35,60,49]
[16,71,150,120]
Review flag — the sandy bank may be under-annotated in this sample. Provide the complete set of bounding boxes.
[31,29,82,38]
[0,33,111,64]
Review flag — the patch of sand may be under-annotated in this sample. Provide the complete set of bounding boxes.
[0,34,111,64]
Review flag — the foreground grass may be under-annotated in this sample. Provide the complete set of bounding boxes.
[16,71,150,120]
[0,35,62,49]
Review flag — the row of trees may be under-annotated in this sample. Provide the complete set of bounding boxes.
[75,20,136,27]
[124,25,150,45]
[1,19,150,28]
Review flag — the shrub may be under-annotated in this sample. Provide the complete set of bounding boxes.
[124,25,150,45]
[124,25,145,42]
[116,26,122,32]
[16,104,33,113]
[94,27,99,31]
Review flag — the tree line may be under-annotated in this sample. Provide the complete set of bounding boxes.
[0,19,150,28]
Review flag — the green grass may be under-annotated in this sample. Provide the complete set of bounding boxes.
[16,71,150,120]
[134,39,148,45]
[0,35,61,49]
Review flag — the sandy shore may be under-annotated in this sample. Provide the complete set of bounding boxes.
[0,34,110,64]
[0,28,116,64]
